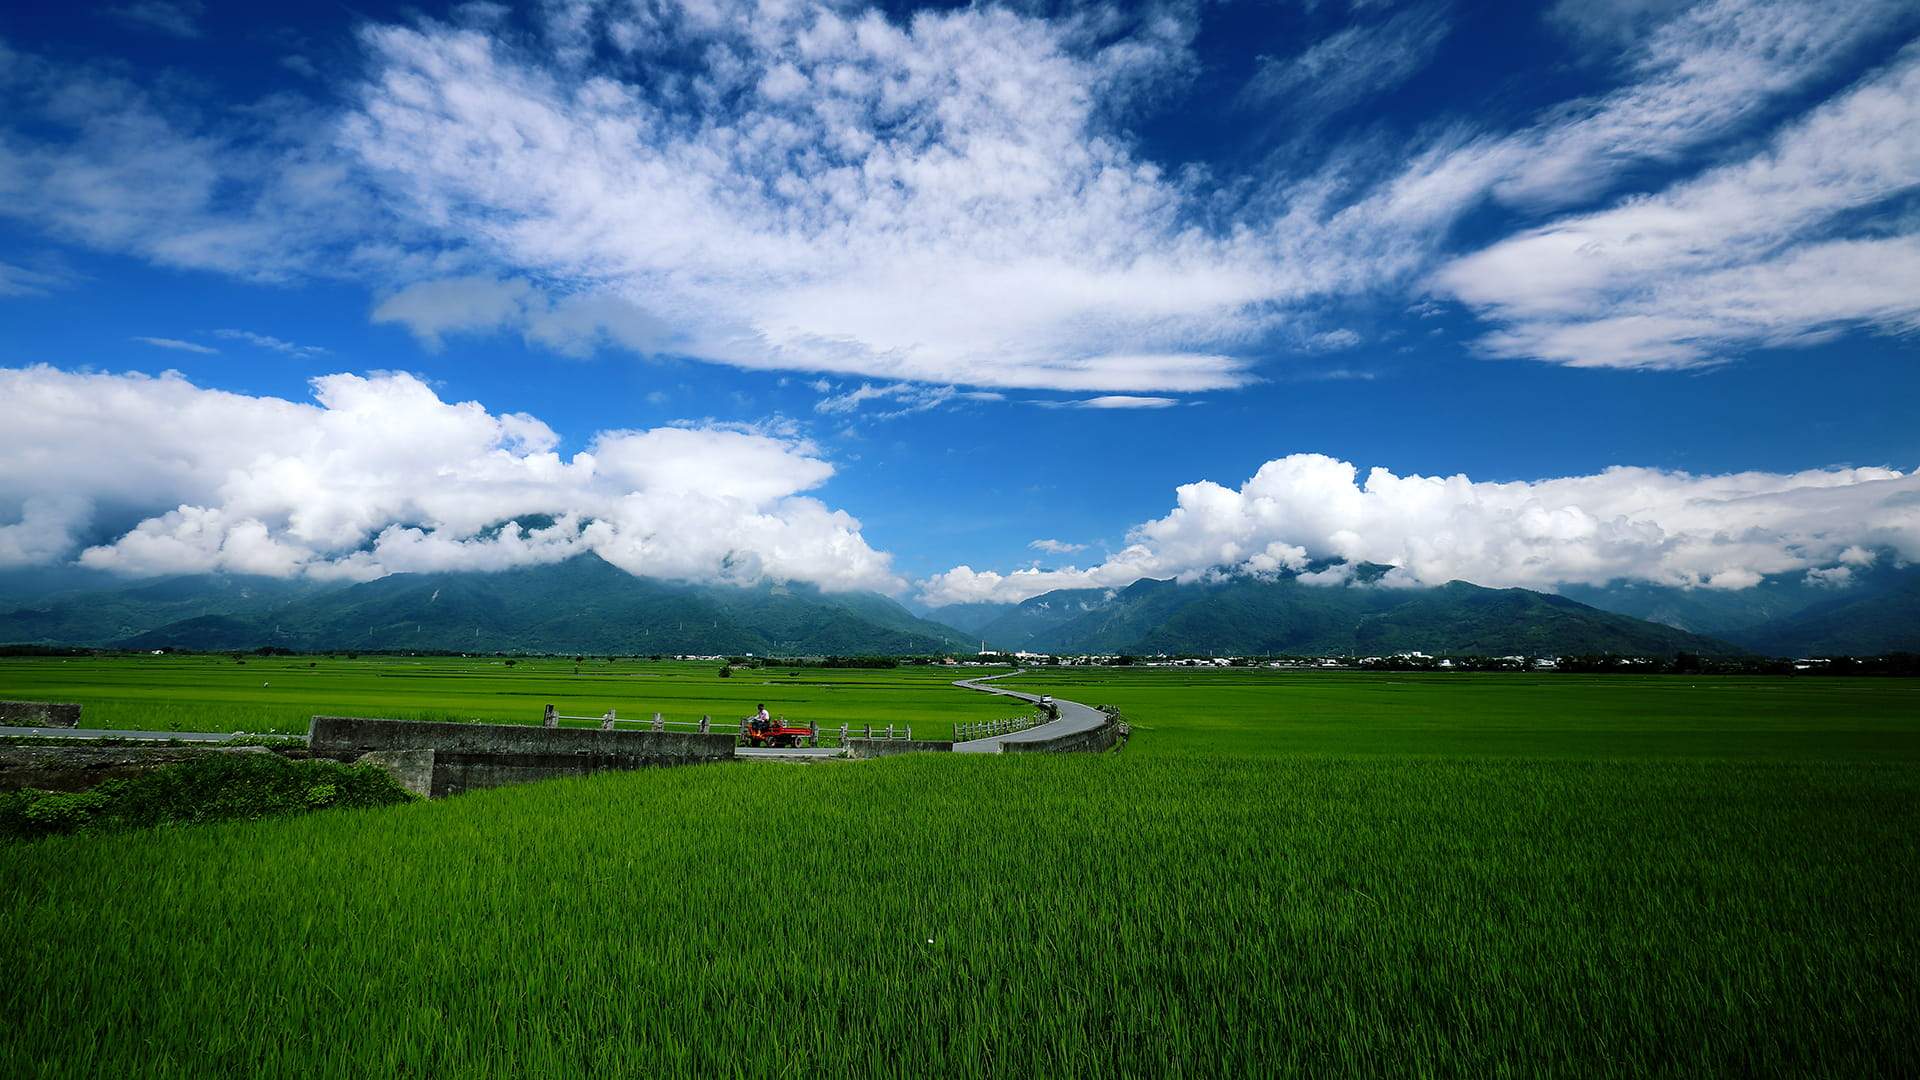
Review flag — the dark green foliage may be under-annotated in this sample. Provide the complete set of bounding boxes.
[0,753,416,841]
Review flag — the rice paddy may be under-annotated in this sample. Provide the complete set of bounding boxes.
[3,658,1917,1075]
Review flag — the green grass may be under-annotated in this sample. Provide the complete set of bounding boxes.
[0,654,1025,738]
[3,664,1917,1075]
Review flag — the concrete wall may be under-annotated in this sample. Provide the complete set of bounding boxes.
[0,744,271,792]
[844,738,953,759]
[0,701,81,728]
[352,749,436,798]
[311,716,736,797]
[1000,717,1129,754]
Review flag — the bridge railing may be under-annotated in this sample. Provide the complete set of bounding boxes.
[953,713,1049,742]
[546,706,915,748]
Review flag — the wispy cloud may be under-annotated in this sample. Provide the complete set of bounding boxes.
[106,1,203,39]
[1435,44,1920,368]
[1029,538,1087,555]
[815,382,1002,420]
[1037,395,1182,409]
[1307,329,1362,351]
[132,336,218,355]
[212,329,331,358]
[1240,5,1449,120]
[0,0,1912,390]
[0,259,75,298]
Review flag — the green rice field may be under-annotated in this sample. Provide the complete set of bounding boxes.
[0,654,1023,739]
[4,659,1918,1075]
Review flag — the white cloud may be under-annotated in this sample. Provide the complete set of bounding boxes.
[339,6,1270,392]
[2,0,1912,387]
[370,275,680,355]
[917,452,1919,604]
[1495,0,1912,208]
[1436,44,1920,368]
[1039,395,1182,409]
[1307,329,1361,351]
[1240,5,1449,120]
[213,329,331,357]
[0,259,75,297]
[370,276,533,348]
[0,41,417,282]
[132,336,218,354]
[106,1,203,39]
[0,365,900,593]
[1029,538,1087,555]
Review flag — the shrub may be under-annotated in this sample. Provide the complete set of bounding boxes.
[0,753,417,842]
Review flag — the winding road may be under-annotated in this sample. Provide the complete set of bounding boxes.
[949,669,1107,753]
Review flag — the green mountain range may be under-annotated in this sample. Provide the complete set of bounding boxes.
[956,573,1736,656]
[4,553,1909,657]
[1563,559,1920,657]
[0,555,974,656]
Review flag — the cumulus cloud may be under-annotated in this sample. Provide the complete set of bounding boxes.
[917,453,1919,604]
[0,365,900,592]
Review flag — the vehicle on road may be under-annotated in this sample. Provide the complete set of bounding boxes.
[742,713,813,748]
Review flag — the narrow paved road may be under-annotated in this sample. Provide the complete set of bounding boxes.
[950,670,1107,753]
[734,746,839,759]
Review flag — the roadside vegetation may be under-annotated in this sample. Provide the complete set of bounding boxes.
[1,662,1916,1073]
[0,752,416,841]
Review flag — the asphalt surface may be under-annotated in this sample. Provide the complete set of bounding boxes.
[949,670,1106,753]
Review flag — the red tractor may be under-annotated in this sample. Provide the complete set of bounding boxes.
[742,716,813,748]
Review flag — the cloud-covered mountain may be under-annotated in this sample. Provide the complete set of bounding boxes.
[1566,559,1920,656]
[0,555,972,656]
[921,455,1918,606]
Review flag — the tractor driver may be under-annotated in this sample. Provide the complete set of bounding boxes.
[753,703,772,734]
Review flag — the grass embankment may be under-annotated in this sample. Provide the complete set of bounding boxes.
[2,668,1917,1074]
[0,753,416,840]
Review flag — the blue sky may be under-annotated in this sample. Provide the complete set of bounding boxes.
[2,0,1917,605]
